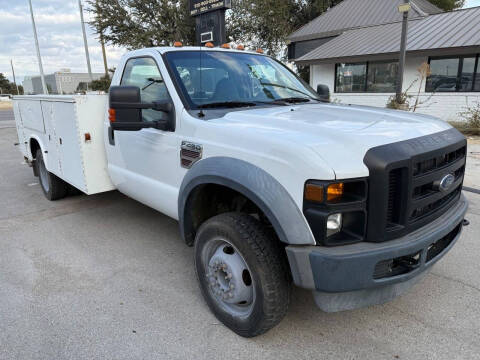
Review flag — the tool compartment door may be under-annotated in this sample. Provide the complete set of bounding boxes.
[50,101,87,192]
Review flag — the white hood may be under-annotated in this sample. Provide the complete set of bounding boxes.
[212,103,451,179]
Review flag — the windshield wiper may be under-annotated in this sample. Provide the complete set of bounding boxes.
[142,77,164,91]
[274,97,312,104]
[260,82,317,100]
[197,101,258,109]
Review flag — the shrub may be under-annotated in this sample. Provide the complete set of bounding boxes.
[456,102,480,135]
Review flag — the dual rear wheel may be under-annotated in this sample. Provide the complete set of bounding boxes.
[34,149,69,200]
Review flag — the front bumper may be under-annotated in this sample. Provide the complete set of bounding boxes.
[286,193,468,312]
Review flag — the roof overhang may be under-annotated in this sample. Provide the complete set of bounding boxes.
[295,46,480,65]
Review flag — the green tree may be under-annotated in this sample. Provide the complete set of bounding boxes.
[0,73,23,95]
[87,0,195,49]
[427,0,465,11]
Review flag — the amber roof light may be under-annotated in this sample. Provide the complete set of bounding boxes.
[237,45,245,51]
[174,41,183,47]
[205,42,214,48]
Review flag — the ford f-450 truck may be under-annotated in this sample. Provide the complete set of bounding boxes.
[13,46,468,337]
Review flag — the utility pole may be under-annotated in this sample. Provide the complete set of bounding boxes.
[28,0,48,94]
[78,0,93,82]
[396,1,410,104]
[10,60,20,95]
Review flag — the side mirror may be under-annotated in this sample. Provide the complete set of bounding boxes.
[109,86,174,131]
[316,84,330,102]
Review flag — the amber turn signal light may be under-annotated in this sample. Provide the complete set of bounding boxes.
[327,183,344,202]
[108,108,116,123]
[305,184,324,203]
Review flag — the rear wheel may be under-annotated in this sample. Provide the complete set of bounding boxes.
[194,212,291,337]
[35,149,68,201]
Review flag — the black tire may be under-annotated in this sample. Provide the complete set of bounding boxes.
[35,149,68,201]
[194,212,291,337]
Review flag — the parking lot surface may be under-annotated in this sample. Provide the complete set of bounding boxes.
[1,109,479,360]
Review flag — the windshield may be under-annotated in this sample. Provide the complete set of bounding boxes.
[164,50,320,109]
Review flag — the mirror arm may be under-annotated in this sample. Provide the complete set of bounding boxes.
[110,101,172,113]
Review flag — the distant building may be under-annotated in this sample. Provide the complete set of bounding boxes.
[22,69,104,95]
[288,0,480,122]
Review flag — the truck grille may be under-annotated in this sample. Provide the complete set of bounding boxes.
[364,128,466,243]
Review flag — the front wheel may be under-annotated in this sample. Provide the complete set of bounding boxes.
[194,212,291,337]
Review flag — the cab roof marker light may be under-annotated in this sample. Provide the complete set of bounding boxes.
[205,42,214,48]
[221,43,231,49]
[256,48,264,54]
[173,41,183,47]
[237,45,245,51]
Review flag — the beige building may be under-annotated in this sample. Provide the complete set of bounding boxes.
[23,69,104,95]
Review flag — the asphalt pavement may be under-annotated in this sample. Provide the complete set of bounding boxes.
[1,110,479,360]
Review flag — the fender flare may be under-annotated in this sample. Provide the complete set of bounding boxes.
[178,157,315,246]
[28,135,50,169]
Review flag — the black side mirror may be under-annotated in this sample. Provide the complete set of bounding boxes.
[109,86,174,131]
[316,84,330,102]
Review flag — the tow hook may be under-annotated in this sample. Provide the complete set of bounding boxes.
[463,219,470,227]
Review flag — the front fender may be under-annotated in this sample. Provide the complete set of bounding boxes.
[178,157,315,246]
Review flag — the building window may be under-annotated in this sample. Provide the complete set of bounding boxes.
[335,63,366,92]
[367,61,398,92]
[426,55,479,92]
[335,61,398,93]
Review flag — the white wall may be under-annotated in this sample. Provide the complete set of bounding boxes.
[310,55,480,122]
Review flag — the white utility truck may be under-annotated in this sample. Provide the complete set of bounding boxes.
[13,46,469,337]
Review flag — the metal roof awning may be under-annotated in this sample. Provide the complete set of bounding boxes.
[296,7,480,64]
[288,0,442,43]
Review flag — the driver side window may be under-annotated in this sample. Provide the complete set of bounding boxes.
[121,57,170,122]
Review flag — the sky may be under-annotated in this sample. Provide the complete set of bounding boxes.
[0,0,126,85]
[1,0,480,86]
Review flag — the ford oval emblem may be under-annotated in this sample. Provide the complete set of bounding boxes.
[439,174,455,192]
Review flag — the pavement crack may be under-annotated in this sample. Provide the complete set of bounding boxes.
[430,272,480,293]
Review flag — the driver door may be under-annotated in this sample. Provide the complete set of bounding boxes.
[108,56,180,219]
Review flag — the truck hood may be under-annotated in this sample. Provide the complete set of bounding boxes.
[211,103,451,179]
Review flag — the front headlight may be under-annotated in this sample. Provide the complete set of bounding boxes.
[303,179,368,246]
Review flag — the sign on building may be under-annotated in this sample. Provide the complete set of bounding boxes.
[190,0,231,16]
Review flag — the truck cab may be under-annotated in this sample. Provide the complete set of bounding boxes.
[14,46,468,338]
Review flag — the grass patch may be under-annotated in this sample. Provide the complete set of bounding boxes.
[449,121,480,136]
[0,102,13,110]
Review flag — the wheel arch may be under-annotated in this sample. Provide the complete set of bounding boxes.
[178,157,315,246]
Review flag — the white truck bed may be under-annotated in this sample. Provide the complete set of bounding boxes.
[13,95,115,195]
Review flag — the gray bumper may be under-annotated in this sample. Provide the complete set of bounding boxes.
[286,194,468,312]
